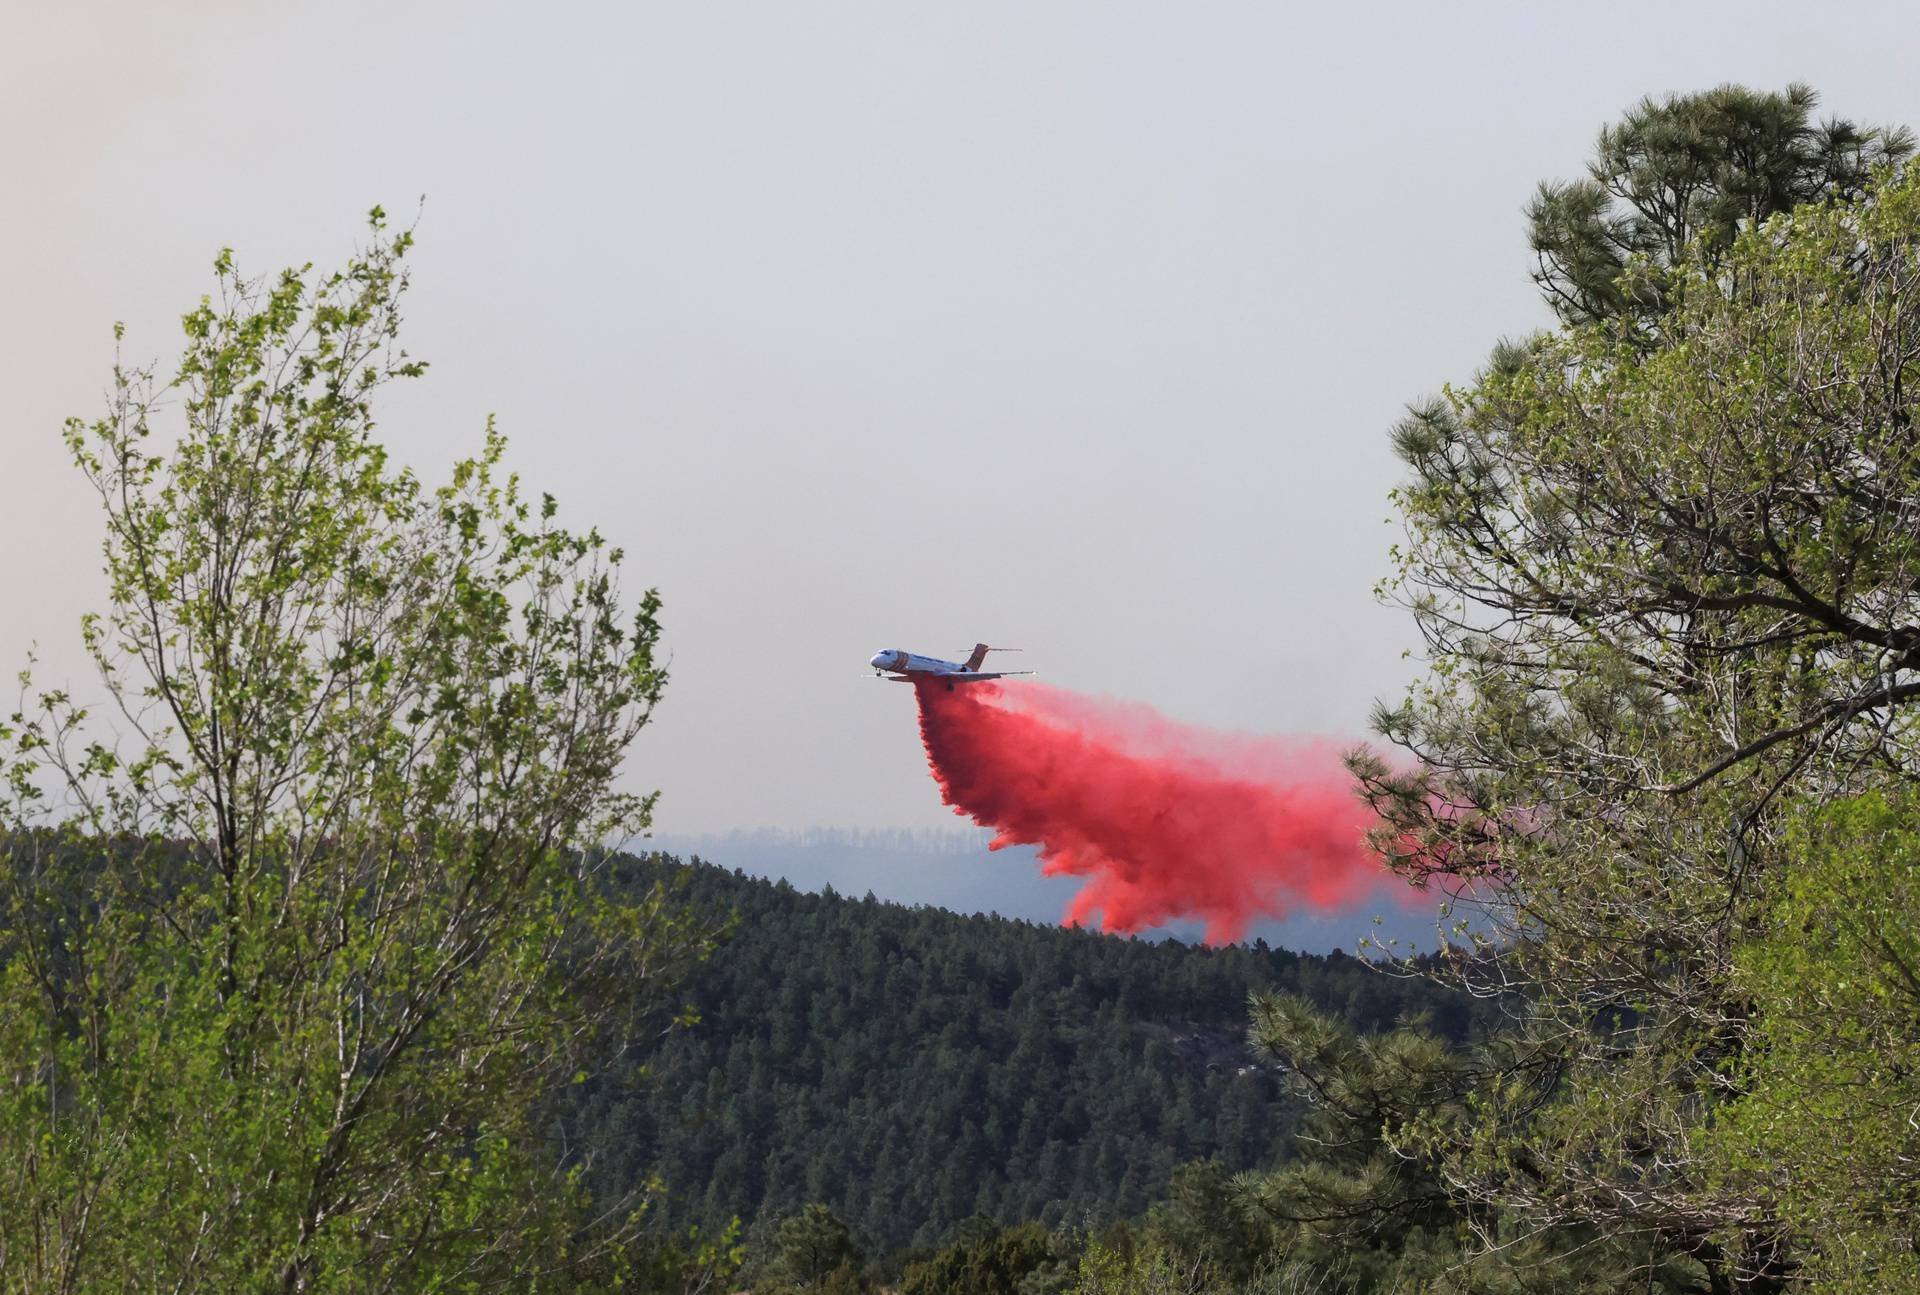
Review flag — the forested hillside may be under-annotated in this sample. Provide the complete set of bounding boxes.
[573,855,1484,1253]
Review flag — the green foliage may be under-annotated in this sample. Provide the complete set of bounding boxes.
[1067,1237,1200,1295]
[900,1219,1059,1295]
[768,1204,865,1289]
[1234,994,1705,1293]
[1368,93,1920,1288]
[600,1216,750,1295]
[0,216,720,1290]
[1527,82,1912,326]
[1144,1161,1265,1283]
[574,859,1489,1255]
[1237,993,1468,1246]
[1705,789,1920,1290]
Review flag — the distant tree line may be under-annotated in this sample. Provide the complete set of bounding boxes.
[567,856,1486,1257]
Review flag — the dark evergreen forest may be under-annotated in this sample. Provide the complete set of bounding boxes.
[573,856,1485,1254]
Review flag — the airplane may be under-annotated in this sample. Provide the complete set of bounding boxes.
[869,643,1033,688]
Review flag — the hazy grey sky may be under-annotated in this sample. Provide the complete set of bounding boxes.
[5,1,1917,835]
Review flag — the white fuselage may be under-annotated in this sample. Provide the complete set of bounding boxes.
[868,643,1026,685]
[868,649,965,676]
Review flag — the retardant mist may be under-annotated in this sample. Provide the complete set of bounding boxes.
[912,679,1403,944]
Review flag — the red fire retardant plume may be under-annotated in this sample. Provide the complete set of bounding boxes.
[913,679,1402,944]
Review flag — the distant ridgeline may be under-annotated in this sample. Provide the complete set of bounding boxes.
[641,827,1443,952]
[569,855,1488,1254]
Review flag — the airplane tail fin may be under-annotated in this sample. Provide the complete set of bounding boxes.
[963,644,1020,671]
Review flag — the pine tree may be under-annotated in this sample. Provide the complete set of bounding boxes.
[1527,83,1911,326]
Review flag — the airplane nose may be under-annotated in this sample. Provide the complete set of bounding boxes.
[869,652,889,669]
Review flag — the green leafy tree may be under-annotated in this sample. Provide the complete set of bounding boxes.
[899,1220,1059,1295]
[0,212,719,1291]
[1233,993,1470,1291]
[1143,1161,1264,1284]
[768,1203,864,1289]
[1362,120,1920,1288]
[1706,789,1920,1291]
[1234,994,1706,1293]
[1527,83,1911,326]
[608,1217,750,1295]
[1066,1236,1199,1295]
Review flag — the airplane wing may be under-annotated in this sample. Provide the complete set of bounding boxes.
[943,671,1034,682]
